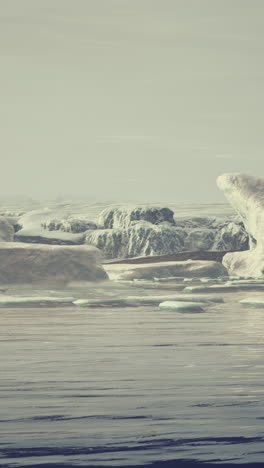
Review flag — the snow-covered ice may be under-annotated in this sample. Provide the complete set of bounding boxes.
[98,205,175,229]
[15,228,85,245]
[217,173,264,277]
[240,297,264,307]
[84,207,248,259]
[73,293,224,308]
[0,243,108,284]
[85,222,184,259]
[184,283,264,293]
[159,301,206,312]
[0,295,74,307]
[15,209,89,245]
[105,260,227,281]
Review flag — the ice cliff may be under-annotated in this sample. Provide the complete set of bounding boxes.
[217,173,264,277]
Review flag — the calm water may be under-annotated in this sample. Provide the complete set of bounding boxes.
[1,280,264,467]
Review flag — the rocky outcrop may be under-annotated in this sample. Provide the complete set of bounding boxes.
[217,173,264,277]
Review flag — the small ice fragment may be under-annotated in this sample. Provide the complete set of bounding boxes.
[159,301,205,312]
[0,295,74,307]
[240,298,264,307]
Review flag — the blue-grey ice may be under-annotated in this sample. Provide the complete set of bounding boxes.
[239,297,264,307]
[159,301,206,312]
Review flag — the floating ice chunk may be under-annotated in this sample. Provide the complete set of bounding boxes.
[0,217,14,241]
[240,297,264,307]
[159,301,206,312]
[184,283,264,293]
[126,294,223,304]
[74,294,224,308]
[114,280,185,290]
[0,295,74,307]
[105,260,227,281]
[15,228,85,245]
[226,279,264,285]
[153,276,185,282]
[0,243,108,284]
[74,298,131,307]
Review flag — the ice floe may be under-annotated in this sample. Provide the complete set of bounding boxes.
[105,260,227,281]
[0,295,74,307]
[184,283,264,293]
[240,298,264,307]
[73,293,224,308]
[0,243,108,284]
[159,301,206,312]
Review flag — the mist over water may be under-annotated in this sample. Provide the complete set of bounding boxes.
[1,1,264,201]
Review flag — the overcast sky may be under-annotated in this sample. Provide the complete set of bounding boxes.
[1,1,264,202]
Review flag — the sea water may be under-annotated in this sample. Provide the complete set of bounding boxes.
[1,279,264,467]
[0,201,263,466]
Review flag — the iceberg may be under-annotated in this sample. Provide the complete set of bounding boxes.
[83,205,249,260]
[0,243,108,284]
[14,209,90,245]
[159,301,206,312]
[98,205,175,229]
[217,173,264,277]
[105,260,227,281]
[86,222,184,259]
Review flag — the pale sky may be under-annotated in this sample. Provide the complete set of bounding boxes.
[1,1,264,202]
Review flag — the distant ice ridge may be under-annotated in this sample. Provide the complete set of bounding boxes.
[85,206,248,259]
[13,209,96,245]
[217,173,264,277]
[4,204,248,259]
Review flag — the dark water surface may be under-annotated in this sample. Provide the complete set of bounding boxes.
[1,287,264,467]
